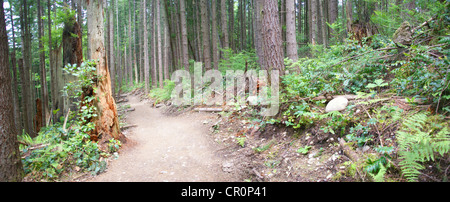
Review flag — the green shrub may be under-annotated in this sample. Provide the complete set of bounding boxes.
[149,80,176,104]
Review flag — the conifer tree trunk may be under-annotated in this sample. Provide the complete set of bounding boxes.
[200,0,211,71]
[157,0,163,88]
[286,0,298,62]
[212,0,219,70]
[38,0,48,128]
[108,0,115,98]
[85,0,124,142]
[221,0,229,49]
[0,0,23,181]
[180,0,189,71]
[262,0,284,75]
[143,0,150,92]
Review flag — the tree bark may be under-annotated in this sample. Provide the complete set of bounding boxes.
[85,0,125,142]
[8,0,21,132]
[144,0,150,92]
[0,0,23,181]
[180,0,189,71]
[157,0,163,88]
[20,0,34,137]
[310,0,318,45]
[211,0,219,70]
[108,0,115,98]
[221,0,229,49]
[286,0,298,62]
[201,0,211,71]
[38,0,48,128]
[262,0,284,75]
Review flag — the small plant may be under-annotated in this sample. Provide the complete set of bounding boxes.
[296,145,312,155]
[236,137,246,147]
[396,112,450,182]
[108,139,122,153]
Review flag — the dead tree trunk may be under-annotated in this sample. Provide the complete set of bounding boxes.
[85,0,125,142]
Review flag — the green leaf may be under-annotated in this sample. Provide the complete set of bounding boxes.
[297,146,312,155]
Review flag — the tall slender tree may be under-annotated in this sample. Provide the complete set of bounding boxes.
[180,0,189,71]
[200,0,211,70]
[286,0,298,62]
[0,0,23,182]
[144,0,150,92]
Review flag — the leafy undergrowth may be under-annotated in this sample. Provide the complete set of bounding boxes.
[208,15,449,182]
[19,61,122,182]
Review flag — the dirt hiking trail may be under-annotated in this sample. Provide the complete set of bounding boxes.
[89,94,240,182]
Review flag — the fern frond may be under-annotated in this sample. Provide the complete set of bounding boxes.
[396,112,450,182]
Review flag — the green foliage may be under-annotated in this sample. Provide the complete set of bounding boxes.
[236,137,246,148]
[396,112,450,182]
[19,61,110,181]
[219,48,259,73]
[20,124,106,181]
[149,80,176,104]
[296,145,312,155]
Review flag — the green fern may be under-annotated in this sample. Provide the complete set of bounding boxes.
[396,112,450,182]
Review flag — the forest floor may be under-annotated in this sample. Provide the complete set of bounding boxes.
[85,90,345,182]
[86,92,243,182]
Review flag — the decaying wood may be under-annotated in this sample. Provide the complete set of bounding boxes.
[120,124,138,130]
[339,138,359,162]
[194,108,226,112]
[116,98,129,104]
[21,143,51,159]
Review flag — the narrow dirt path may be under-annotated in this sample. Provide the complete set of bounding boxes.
[89,94,239,182]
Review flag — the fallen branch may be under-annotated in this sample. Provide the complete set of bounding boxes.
[21,143,51,159]
[194,108,226,112]
[116,99,129,104]
[62,109,71,133]
[330,47,398,68]
[120,124,138,130]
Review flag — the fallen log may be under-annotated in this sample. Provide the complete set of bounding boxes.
[120,124,138,130]
[194,108,226,112]
[116,98,129,104]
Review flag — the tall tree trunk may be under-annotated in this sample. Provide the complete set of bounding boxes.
[180,0,189,71]
[286,0,298,62]
[20,0,34,137]
[85,0,124,142]
[163,0,169,81]
[262,0,284,75]
[128,1,133,86]
[144,0,150,92]
[319,0,328,47]
[8,0,21,132]
[211,0,219,70]
[221,0,229,49]
[38,0,48,128]
[133,0,138,84]
[228,0,235,51]
[346,0,353,33]
[0,0,23,181]
[200,0,211,71]
[328,0,338,39]
[254,0,266,70]
[108,0,115,98]
[157,0,163,88]
[152,0,157,88]
[310,0,318,45]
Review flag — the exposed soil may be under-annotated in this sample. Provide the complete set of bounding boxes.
[86,92,244,182]
[85,90,350,182]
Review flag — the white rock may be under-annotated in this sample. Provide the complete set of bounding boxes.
[325,97,349,112]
